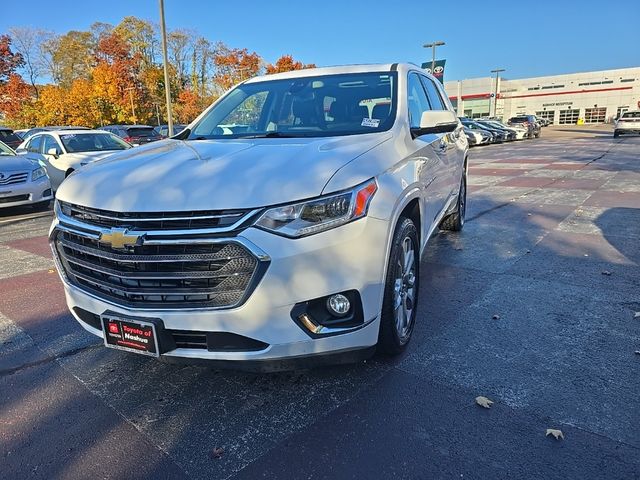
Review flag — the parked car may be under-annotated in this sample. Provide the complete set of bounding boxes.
[534,116,550,127]
[102,125,163,146]
[460,118,503,143]
[0,127,24,149]
[51,63,468,368]
[16,130,132,190]
[613,111,640,138]
[475,120,516,141]
[463,126,491,146]
[479,119,526,140]
[154,124,187,138]
[507,115,541,138]
[0,140,53,210]
[21,126,91,141]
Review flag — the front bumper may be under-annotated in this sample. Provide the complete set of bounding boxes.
[52,215,390,364]
[0,177,52,208]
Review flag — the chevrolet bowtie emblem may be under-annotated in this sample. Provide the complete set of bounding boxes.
[99,228,142,249]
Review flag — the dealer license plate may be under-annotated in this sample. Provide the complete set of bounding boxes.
[101,314,160,357]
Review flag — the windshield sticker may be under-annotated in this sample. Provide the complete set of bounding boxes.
[361,118,380,128]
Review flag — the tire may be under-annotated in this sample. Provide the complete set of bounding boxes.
[440,169,467,232]
[613,130,620,138]
[378,217,419,355]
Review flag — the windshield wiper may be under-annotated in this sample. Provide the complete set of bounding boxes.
[240,132,307,139]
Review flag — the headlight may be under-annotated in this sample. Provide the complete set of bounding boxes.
[31,166,47,182]
[255,179,377,238]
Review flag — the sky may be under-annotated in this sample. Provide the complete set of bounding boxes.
[1,0,639,81]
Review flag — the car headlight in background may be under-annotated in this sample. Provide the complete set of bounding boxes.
[31,167,47,181]
[255,179,378,238]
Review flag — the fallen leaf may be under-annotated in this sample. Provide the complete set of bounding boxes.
[475,396,494,409]
[601,270,612,276]
[546,429,564,440]
[211,447,224,459]
[48,269,55,274]
[633,312,640,319]
[492,314,500,320]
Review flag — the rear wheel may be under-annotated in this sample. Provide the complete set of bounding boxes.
[440,169,467,232]
[613,130,620,138]
[378,217,419,355]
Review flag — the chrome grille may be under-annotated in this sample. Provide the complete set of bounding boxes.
[0,171,28,186]
[59,202,253,231]
[53,230,264,309]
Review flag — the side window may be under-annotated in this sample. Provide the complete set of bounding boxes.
[42,135,62,155]
[420,76,446,110]
[407,73,432,128]
[27,135,43,153]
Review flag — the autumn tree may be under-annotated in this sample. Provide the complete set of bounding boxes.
[47,31,94,87]
[113,17,158,67]
[8,27,52,98]
[0,74,34,126]
[0,34,24,84]
[212,42,262,91]
[266,55,315,74]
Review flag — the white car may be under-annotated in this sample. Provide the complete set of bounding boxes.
[16,130,132,190]
[614,111,640,137]
[0,140,53,210]
[482,120,528,140]
[51,63,468,369]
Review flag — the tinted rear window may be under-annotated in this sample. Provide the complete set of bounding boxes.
[622,112,640,118]
[0,130,21,143]
[126,128,157,137]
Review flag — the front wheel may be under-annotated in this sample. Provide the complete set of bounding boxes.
[378,217,419,355]
[613,130,620,138]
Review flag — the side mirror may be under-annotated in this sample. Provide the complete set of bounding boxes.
[47,147,59,158]
[412,110,458,138]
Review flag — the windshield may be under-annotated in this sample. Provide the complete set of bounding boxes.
[188,72,397,139]
[0,141,16,156]
[126,127,158,137]
[622,111,640,118]
[60,133,131,153]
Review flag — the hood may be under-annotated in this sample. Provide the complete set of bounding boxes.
[0,155,40,173]
[65,151,121,166]
[56,134,391,211]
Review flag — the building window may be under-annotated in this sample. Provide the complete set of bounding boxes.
[536,110,555,124]
[527,86,540,91]
[616,106,629,119]
[585,107,606,123]
[541,85,565,89]
[620,78,635,83]
[559,109,580,125]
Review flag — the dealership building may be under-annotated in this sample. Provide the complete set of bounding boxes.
[444,66,640,124]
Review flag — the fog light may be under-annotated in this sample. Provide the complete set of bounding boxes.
[326,294,350,317]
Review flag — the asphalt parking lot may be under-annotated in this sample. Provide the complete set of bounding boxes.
[1,125,639,479]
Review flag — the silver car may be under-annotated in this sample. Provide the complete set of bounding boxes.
[0,140,53,210]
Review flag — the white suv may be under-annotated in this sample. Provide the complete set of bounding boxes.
[50,63,468,369]
[614,111,640,137]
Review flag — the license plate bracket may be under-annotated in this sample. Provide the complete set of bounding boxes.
[101,314,160,357]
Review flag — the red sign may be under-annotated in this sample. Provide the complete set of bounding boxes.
[108,322,119,334]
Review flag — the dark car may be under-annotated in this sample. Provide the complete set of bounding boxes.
[102,125,163,145]
[0,127,23,149]
[154,124,187,138]
[508,115,541,138]
[460,118,505,143]
[21,126,91,141]
[475,120,517,141]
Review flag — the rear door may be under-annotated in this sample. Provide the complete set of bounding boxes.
[419,74,462,204]
[406,72,449,232]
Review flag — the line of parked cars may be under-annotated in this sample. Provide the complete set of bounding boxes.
[462,114,545,146]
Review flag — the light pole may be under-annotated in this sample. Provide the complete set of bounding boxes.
[159,0,174,136]
[423,41,445,73]
[490,68,505,118]
[125,86,136,123]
